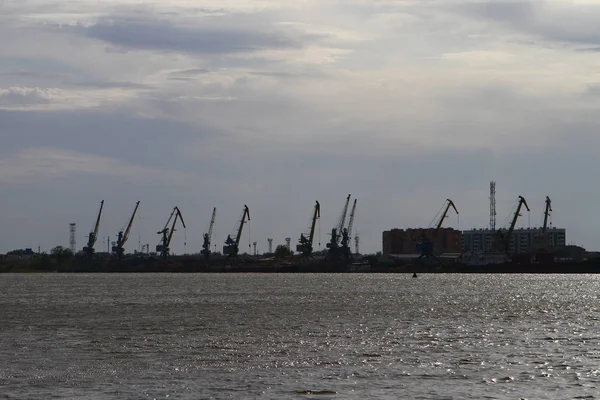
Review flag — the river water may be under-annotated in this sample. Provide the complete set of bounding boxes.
[1,273,599,399]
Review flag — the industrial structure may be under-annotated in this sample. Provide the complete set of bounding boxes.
[382,180,570,266]
[382,198,461,259]
[462,227,566,254]
[489,181,496,231]
[11,178,579,269]
[83,200,104,257]
[418,199,459,261]
[341,198,357,260]
[463,196,565,254]
[223,205,250,258]
[112,201,140,258]
[156,206,186,259]
[69,223,76,254]
[326,194,355,265]
[383,228,462,257]
[296,201,320,258]
[201,207,216,261]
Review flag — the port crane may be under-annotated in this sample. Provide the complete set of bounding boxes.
[297,201,320,257]
[223,205,250,258]
[433,199,459,230]
[156,206,186,259]
[112,201,140,258]
[326,194,351,263]
[83,200,104,257]
[496,195,530,256]
[341,199,357,262]
[533,196,553,253]
[542,196,552,233]
[201,207,216,261]
[336,194,352,244]
[418,199,459,261]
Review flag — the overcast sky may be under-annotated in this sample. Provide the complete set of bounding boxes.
[2,0,600,255]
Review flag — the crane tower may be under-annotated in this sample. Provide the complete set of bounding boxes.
[69,223,76,253]
[490,181,496,231]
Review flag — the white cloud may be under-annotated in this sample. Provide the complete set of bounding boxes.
[0,85,145,110]
[0,86,60,105]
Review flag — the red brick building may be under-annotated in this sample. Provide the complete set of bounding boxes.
[382,228,462,257]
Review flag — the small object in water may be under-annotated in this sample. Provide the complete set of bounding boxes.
[412,272,418,278]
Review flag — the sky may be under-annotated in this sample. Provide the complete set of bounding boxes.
[2,0,600,255]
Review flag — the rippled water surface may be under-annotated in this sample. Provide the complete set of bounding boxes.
[2,273,600,399]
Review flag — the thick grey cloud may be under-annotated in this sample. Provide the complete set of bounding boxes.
[67,16,313,55]
[457,1,600,46]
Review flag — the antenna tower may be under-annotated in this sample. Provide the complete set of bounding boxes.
[489,181,496,231]
[69,223,76,253]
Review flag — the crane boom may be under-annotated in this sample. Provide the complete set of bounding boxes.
[160,207,177,234]
[207,207,216,241]
[166,207,185,247]
[156,206,185,259]
[235,205,250,246]
[91,200,104,246]
[297,201,320,257]
[498,195,530,255]
[336,194,351,234]
[84,200,104,255]
[122,201,140,247]
[508,196,529,238]
[542,196,552,232]
[223,205,250,258]
[435,199,459,230]
[112,201,140,258]
[309,201,320,246]
[346,199,357,237]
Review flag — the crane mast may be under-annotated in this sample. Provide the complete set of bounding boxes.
[223,205,250,258]
[542,196,552,233]
[156,206,185,259]
[297,201,320,257]
[83,200,104,256]
[112,201,140,258]
[201,207,216,261]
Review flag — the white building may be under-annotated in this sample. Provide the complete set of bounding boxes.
[462,228,566,253]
